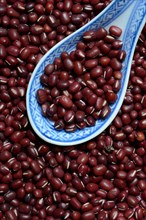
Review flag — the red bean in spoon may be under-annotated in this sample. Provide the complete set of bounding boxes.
[36,26,124,132]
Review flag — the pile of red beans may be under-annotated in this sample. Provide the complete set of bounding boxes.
[37,25,125,131]
[0,0,146,220]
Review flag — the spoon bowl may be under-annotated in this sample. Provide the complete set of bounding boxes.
[26,0,146,146]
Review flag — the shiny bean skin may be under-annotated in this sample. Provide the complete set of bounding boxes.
[64,110,75,123]
[8,29,19,41]
[75,49,85,59]
[30,25,44,35]
[60,12,70,25]
[96,28,107,39]
[127,195,139,207]
[71,14,83,26]
[109,208,119,220]
[75,111,85,123]
[93,164,107,176]
[70,197,81,210]
[30,160,41,174]
[4,191,16,202]
[100,105,111,118]
[0,45,7,59]
[86,183,98,193]
[74,61,83,75]
[85,59,98,69]
[77,153,89,165]
[50,177,63,190]
[135,207,144,220]
[5,210,17,220]
[0,184,8,193]
[86,80,97,90]
[110,58,122,70]
[86,46,100,58]
[69,82,81,94]
[72,177,85,191]
[103,200,115,210]
[99,179,114,191]
[77,192,88,203]
[109,26,122,37]
[63,58,74,71]
[64,0,73,11]
[6,46,19,57]
[59,95,73,109]
[81,211,95,220]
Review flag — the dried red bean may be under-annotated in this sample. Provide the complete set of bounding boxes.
[76,153,89,165]
[110,58,122,70]
[109,208,119,220]
[70,197,81,210]
[10,131,25,143]
[4,191,16,202]
[135,207,144,220]
[69,81,81,94]
[59,95,73,109]
[109,26,122,37]
[127,195,139,207]
[86,46,100,58]
[100,105,111,118]
[0,45,7,59]
[103,200,115,210]
[93,164,107,176]
[106,91,117,103]
[72,177,85,191]
[63,58,74,71]
[74,61,83,75]
[30,160,41,174]
[99,179,114,191]
[81,211,95,220]
[36,89,48,104]
[71,14,83,26]
[5,210,17,220]
[0,183,8,193]
[50,177,63,190]
[138,180,146,191]
[107,187,120,199]
[77,192,88,204]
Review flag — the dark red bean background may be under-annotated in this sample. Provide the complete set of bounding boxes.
[0,0,146,219]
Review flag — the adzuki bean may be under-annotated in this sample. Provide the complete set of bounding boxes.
[0,0,146,219]
[37,25,125,131]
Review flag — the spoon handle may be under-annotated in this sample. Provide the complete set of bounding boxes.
[65,0,146,51]
[87,0,146,31]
